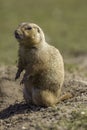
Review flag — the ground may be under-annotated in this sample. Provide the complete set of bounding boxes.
[0,55,87,130]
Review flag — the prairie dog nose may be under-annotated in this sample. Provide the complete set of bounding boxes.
[14,30,22,39]
[15,30,19,38]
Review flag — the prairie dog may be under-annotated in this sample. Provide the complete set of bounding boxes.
[14,22,65,107]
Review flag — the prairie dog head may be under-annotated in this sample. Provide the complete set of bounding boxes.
[14,22,45,47]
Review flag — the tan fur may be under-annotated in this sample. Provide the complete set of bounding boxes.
[14,22,66,107]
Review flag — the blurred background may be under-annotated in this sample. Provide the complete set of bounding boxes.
[0,0,87,65]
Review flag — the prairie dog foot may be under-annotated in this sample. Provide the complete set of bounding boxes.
[32,89,58,107]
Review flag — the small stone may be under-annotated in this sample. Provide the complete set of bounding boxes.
[22,126,26,129]
[81,111,85,115]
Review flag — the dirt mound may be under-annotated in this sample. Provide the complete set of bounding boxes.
[0,56,87,130]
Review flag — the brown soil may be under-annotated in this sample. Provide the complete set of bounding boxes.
[0,56,87,130]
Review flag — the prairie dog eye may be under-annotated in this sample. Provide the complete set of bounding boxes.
[25,26,32,30]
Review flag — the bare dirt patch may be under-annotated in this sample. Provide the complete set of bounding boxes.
[0,56,87,130]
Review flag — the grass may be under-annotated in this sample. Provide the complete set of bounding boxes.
[65,63,79,73]
[0,0,87,64]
